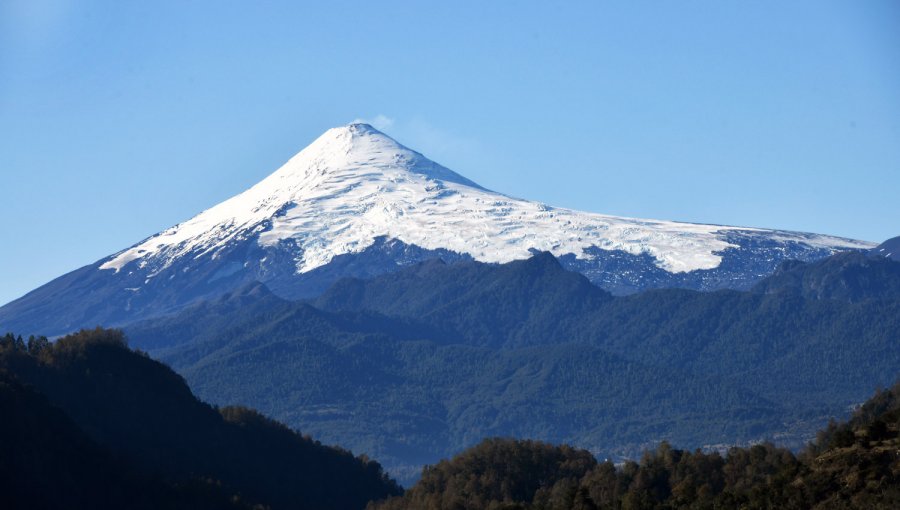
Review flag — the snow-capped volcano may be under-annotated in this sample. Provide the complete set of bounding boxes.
[99,123,863,277]
[0,123,874,335]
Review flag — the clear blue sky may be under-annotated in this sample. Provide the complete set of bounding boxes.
[1,1,898,306]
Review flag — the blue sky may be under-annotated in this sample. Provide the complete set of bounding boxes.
[1,1,898,306]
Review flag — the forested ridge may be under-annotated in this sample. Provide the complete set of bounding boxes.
[4,329,898,509]
[0,329,400,510]
[124,251,900,480]
[372,380,900,509]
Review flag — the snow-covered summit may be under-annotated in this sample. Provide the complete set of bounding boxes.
[100,123,871,279]
[0,122,879,336]
[269,123,485,189]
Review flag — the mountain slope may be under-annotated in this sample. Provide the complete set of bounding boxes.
[127,303,782,484]
[315,251,900,404]
[315,253,613,348]
[752,251,900,302]
[872,235,900,261]
[0,371,255,510]
[125,251,900,482]
[0,329,400,509]
[0,123,872,336]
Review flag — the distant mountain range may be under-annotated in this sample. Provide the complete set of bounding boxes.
[123,249,900,483]
[0,123,873,336]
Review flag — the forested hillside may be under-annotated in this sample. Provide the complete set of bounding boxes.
[0,329,400,510]
[372,380,900,509]
[125,251,900,481]
[751,251,900,302]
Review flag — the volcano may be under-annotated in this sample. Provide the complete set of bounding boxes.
[0,123,872,335]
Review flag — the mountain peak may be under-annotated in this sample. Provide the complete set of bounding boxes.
[1,123,877,335]
[94,122,872,287]
[317,122,389,144]
[345,122,381,134]
[281,122,484,190]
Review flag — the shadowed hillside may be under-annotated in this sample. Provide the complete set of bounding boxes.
[0,329,400,510]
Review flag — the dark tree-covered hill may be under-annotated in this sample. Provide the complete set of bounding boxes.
[371,380,900,510]
[315,253,613,348]
[0,329,400,510]
[872,235,900,261]
[751,251,900,302]
[0,371,252,510]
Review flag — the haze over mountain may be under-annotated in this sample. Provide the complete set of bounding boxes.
[0,124,872,336]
